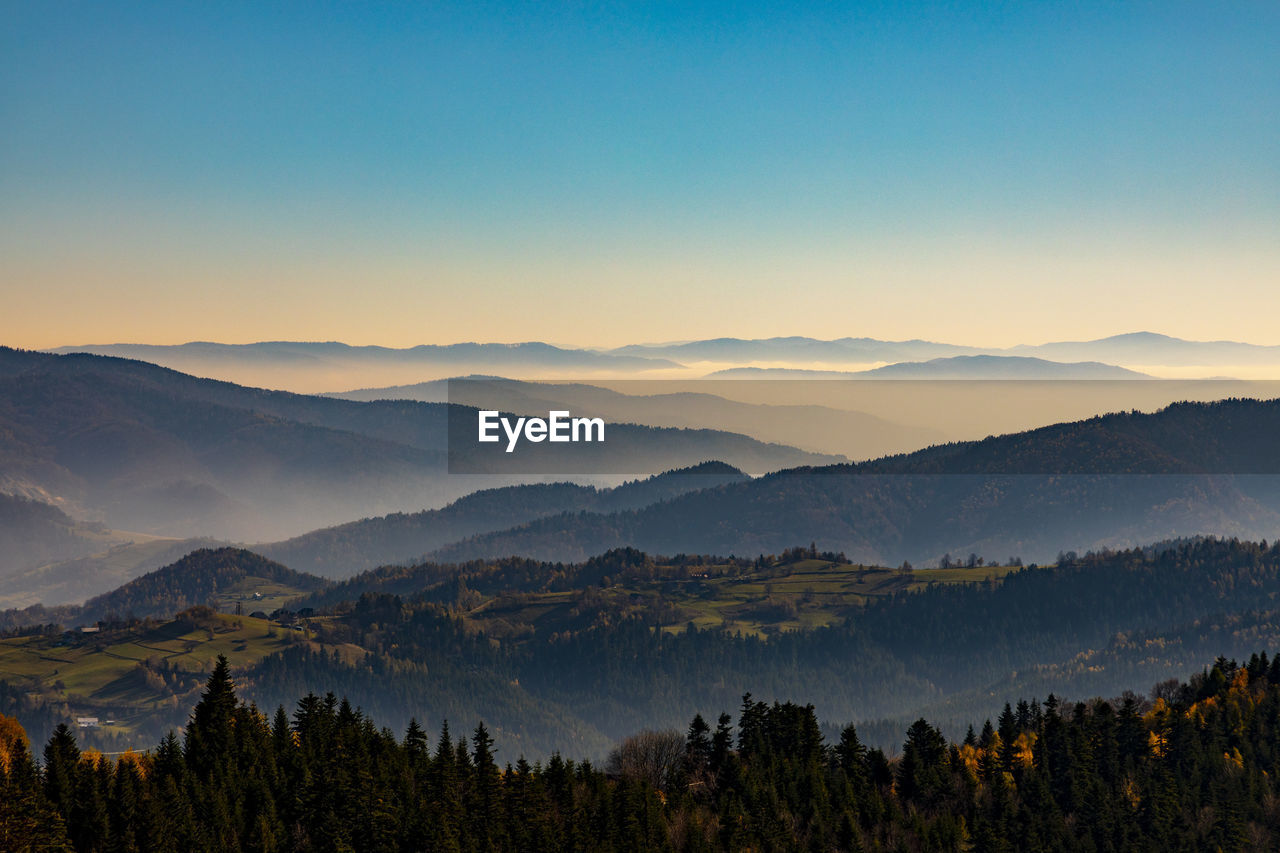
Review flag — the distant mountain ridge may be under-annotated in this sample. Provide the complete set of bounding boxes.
[47,341,682,392]
[709,355,1149,379]
[0,347,457,540]
[0,347,836,574]
[423,398,1280,566]
[326,376,946,460]
[0,493,116,577]
[49,334,1280,396]
[608,335,981,363]
[257,462,749,578]
[1008,331,1280,365]
[52,340,680,369]
[0,536,225,610]
[612,332,1280,367]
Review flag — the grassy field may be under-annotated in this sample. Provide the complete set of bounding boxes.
[462,559,1023,638]
[911,564,1023,585]
[0,613,288,694]
[0,610,356,741]
[212,577,314,615]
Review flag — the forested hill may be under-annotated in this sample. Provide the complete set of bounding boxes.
[72,548,327,624]
[269,538,1280,752]
[11,539,1280,768]
[428,398,1280,565]
[842,396,1280,475]
[257,461,747,577]
[5,651,1280,851]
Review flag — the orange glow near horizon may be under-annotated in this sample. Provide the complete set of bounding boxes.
[4,219,1279,351]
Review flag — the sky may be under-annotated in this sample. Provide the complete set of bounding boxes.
[1,1,1277,349]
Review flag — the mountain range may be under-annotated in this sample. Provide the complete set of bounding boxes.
[422,398,1280,566]
[328,376,947,460]
[48,333,1280,396]
[9,342,1280,607]
[156,397,1280,583]
[47,341,681,393]
[256,462,748,578]
[0,348,839,600]
[610,332,1280,367]
[707,355,1149,379]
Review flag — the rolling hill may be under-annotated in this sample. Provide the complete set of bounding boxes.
[71,547,328,624]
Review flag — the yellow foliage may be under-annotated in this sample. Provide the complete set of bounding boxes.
[0,713,29,749]
[1185,695,1217,727]
[1143,697,1170,727]
[1148,730,1167,759]
[80,748,104,769]
[1122,776,1142,809]
[117,749,148,780]
[0,713,30,775]
[1225,748,1244,771]
[957,743,981,778]
[1013,731,1037,769]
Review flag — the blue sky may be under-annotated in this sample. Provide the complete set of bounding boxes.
[2,1,1277,348]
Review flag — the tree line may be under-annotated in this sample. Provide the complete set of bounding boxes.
[4,650,1280,851]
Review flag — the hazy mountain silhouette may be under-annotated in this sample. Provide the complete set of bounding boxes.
[53,340,680,369]
[0,348,454,540]
[425,398,1280,566]
[258,462,748,578]
[0,493,120,580]
[47,335,1280,395]
[1008,331,1280,366]
[0,535,224,609]
[326,376,946,460]
[708,356,1149,379]
[0,348,836,544]
[49,341,682,392]
[614,332,1280,368]
[608,336,981,363]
